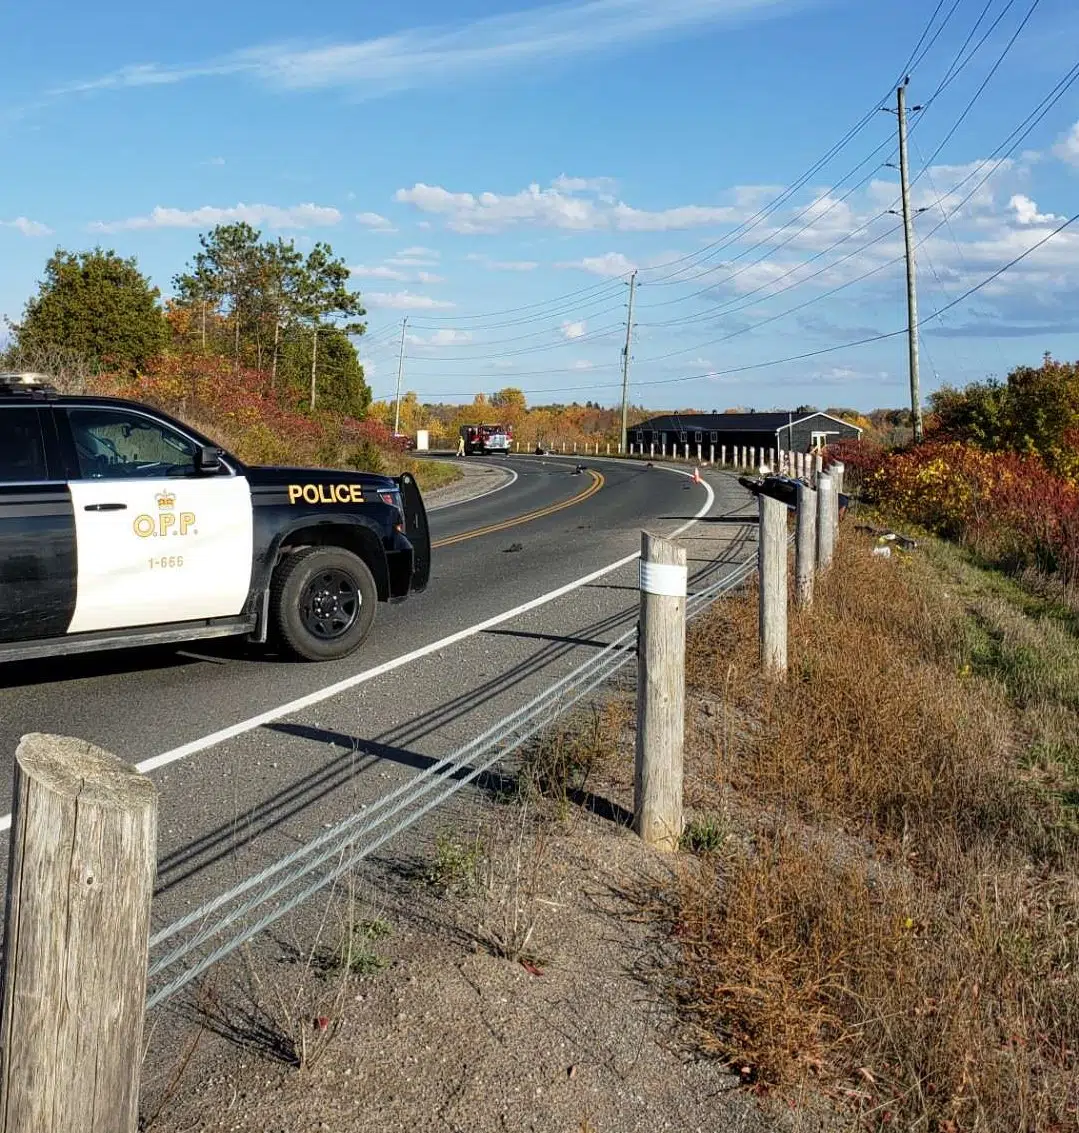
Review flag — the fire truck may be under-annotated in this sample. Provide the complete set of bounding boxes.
[459,423,512,455]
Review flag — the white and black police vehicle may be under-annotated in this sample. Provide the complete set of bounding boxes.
[0,373,431,664]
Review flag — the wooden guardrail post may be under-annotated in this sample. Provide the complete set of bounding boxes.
[816,473,836,570]
[0,734,157,1133]
[758,493,788,676]
[635,532,686,851]
[795,481,817,609]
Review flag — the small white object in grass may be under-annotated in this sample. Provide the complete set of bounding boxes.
[872,546,892,558]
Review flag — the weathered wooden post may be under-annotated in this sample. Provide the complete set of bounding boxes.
[816,473,836,570]
[768,447,775,470]
[830,460,845,496]
[812,451,823,486]
[635,532,686,851]
[795,482,817,610]
[0,734,157,1133]
[758,494,788,676]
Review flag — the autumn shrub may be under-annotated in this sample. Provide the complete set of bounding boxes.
[91,356,458,492]
[838,438,1079,593]
[670,534,1079,1130]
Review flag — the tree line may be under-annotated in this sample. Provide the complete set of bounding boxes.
[2,224,371,417]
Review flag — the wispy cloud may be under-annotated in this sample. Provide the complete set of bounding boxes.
[90,202,341,232]
[395,178,742,234]
[561,320,587,339]
[53,0,802,101]
[1053,120,1079,168]
[465,253,540,271]
[366,291,456,311]
[558,252,637,277]
[407,328,472,346]
[357,211,397,232]
[0,216,52,237]
[350,263,410,281]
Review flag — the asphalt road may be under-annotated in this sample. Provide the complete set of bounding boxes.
[0,456,758,939]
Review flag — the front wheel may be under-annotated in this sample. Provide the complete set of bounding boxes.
[270,546,378,661]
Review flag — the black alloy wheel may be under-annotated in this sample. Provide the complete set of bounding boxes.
[299,568,360,640]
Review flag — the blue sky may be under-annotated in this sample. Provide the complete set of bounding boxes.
[2,0,1077,412]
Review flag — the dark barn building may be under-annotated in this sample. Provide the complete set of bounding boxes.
[629,411,862,456]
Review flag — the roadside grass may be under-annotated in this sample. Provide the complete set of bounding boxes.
[667,532,1079,1131]
[519,699,630,816]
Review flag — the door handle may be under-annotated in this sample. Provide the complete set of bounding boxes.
[83,503,127,512]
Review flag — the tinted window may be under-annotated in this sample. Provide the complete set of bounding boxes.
[0,408,49,482]
[66,408,198,480]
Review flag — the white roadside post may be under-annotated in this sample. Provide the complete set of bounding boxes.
[795,482,817,610]
[758,494,788,676]
[816,473,836,570]
[635,532,686,852]
[709,443,715,465]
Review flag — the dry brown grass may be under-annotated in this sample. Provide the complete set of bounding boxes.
[668,534,1079,1131]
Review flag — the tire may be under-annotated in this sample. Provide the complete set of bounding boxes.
[270,546,378,661]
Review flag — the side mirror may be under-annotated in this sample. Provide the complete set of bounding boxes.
[196,445,223,474]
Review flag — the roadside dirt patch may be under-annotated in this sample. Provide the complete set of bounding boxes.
[141,798,797,1133]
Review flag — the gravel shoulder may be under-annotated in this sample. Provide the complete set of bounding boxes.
[139,773,781,1133]
[422,458,517,512]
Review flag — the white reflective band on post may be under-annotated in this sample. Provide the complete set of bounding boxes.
[639,560,687,597]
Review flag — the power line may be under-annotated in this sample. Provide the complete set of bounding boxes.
[405,210,1076,401]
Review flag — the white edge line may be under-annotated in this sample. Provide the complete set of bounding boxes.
[425,460,518,512]
[0,467,714,834]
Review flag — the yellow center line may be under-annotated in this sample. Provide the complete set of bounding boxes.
[432,469,605,549]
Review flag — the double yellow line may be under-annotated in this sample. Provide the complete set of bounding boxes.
[432,469,605,549]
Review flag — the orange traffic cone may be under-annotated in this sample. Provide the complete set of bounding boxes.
[692,466,702,485]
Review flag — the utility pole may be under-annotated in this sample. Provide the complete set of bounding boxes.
[393,316,408,436]
[896,82,924,442]
[619,270,638,455]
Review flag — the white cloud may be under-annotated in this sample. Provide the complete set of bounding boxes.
[558,252,637,277]
[366,291,456,311]
[350,263,410,281]
[351,263,445,285]
[562,320,587,339]
[90,202,341,232]
[55,0,797,100]
[0,216,52,236]
[571,359,594,370]
[1010,194,1060,226]
[395,178,743,234]
[357,211,396,232]
[611,202,740,231]
[407,328,472,346]
[400,245,439,258]
[552,174,617,194]
[1053,121,1079,167]
[465,253,539,271]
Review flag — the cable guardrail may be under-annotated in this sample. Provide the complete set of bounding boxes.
[146,533,767,1010]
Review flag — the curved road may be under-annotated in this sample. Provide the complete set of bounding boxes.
[0,456,757,929]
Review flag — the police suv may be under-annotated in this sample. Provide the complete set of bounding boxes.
[0,373,431,664]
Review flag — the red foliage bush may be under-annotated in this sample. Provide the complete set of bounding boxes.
[861,439,1079,590]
